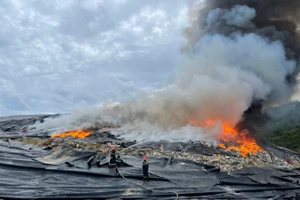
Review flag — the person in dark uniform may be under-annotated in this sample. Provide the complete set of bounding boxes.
[116,155,123,175]
[109,147,116,168]
[142,157,149,179]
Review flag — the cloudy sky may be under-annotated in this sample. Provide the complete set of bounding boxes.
[0,0,194,116]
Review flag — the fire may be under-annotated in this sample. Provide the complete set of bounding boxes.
[189,120,264,158]
[219,143,226,149]
[51,130,94,139]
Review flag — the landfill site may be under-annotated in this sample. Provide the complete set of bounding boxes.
[0,114,300,199]
[2,0,300,199]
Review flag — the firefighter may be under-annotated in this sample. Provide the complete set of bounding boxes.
[116,155,123,175]
[142,157,149,179]
[109,147,116,168]
[87,155,95,168]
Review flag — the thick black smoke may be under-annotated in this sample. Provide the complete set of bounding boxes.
[184,0,300,60]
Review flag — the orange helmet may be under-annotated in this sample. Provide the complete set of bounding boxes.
[143,157,147,161]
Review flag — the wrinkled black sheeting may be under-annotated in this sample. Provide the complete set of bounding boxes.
[0,116,41,132]
[0,115,58,139]
[120,155,220,192]
[0,141,299,199]
[262,140,300,159]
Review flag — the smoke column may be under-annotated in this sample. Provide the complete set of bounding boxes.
[38,0,299,142]
[182,0,300,134]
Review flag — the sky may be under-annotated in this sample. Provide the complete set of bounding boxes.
[0,0,193,116]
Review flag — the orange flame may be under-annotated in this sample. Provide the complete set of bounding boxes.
[219,143,226,149]
[225,130,264,157]
[51,130,94,139]
[189,120,264,157]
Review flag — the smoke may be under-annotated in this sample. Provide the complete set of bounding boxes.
[184,0,300,58]
[206,5,256,29]
[183,0,300,134]
[37,0,299,141]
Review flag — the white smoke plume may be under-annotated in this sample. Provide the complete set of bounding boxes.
[36,2,298,142]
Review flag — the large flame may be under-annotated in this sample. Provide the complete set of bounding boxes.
[189,120,264,157]
[51,130,94,139]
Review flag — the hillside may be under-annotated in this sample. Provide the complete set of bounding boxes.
[265,101,300,152]
[268,128,300,152]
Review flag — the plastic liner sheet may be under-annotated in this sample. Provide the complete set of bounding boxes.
[0,140,298,199]
[259,139,300,160]
[0,115,56,138]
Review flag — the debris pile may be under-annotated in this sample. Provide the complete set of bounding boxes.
[16,137,300,172]
[122,146,300,171]
[2,115,300,172]
[1,115,300,199]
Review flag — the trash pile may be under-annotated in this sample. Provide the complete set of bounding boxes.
[2,114,300,172]
[1,115,300,199]
[16,136,300,172]
[123,147,300,172]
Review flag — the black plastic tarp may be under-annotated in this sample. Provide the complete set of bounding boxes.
[0,140,298,199]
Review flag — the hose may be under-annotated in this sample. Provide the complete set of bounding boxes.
[116,166,179,199]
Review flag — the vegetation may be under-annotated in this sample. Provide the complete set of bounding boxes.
[267,128,300,152]
[263,102,300,152]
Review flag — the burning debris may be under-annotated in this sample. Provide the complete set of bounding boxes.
[15,136,300,172]
[189,120,264,158]
[14,129,300,172]
[2,115,299,175]
[51,130,94,139]
[217,130,265,158]
[6,114,297,173]
[1,114,300,199]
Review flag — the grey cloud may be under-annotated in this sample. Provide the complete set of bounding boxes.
[0,0,187,116]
